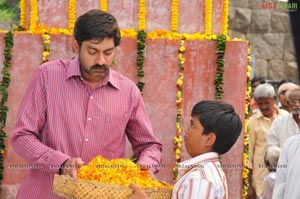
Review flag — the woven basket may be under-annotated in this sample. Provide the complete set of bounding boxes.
[53,174,172,199]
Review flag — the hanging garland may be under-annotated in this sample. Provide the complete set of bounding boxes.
[100,0,107,12]
[68,0,77,31]
[136,30,146,94]
[214,34,227,99]
[204,0,213,35]
[30,0,38,32]
[221,0,229,35]
[242,45,252,199]
[171,0,179,32]
[136,0,147,94]
[42,33,51,63]
[20,0,27,30]
[138,0,146,31]
[173,37,185,180]
[0,31,14,187]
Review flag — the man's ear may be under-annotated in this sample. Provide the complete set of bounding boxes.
[72,37,79,54]
[205,132,216,146]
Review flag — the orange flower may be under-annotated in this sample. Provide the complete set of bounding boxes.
[78,156,172,189]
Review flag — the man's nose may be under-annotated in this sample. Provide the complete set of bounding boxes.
[96,54,106,65]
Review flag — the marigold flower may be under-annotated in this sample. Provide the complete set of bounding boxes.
[78,156,172,189]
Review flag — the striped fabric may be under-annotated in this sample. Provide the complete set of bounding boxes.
[11,57,162,199]
[172,152,228,199]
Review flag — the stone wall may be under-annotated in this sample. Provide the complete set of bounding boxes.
[228,0,298,83]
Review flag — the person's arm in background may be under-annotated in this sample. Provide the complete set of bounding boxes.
[126,88,162,174]
[10,67,75,175]
[247,118,256,199]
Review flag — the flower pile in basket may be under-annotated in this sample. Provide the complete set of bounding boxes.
[77,155,172,189]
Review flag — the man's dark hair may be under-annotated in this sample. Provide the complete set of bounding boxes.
[277,79,295,89]
[251,76,265,86]
[74,9,121,47]
[191,101,242,154]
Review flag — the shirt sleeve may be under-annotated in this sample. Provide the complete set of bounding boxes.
[126,88,162,173]
[272,142,288,199]
[247,118,256,169]
[10,67,70,173]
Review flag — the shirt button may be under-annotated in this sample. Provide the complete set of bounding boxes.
[88,118,92,121]
[85,138,89,142]
[90,96,94,100]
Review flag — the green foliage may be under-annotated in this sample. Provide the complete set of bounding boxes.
[0,0,18,22]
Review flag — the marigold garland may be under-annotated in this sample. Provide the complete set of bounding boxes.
[78,155,172,189]
[221,0,229,35]
[68,0,76,31]
[214,34,227,99]
[173,37,185,180]
[0,31,14,187]
[242,44,252,199]
[42,33,51,63]
[138,0,147,31]
[171,0,179,32]
[20,0,27,30]
[100,0,107,11]
[204,0,213,35]
[30,0,38,32]
[120,28,137,38]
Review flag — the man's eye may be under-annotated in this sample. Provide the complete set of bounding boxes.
[88,50,97,55]
[104,51,113,56]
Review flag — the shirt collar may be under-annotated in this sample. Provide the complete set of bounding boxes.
[255,106,281,119]
[179,152,219,168]
[66,57,120,90]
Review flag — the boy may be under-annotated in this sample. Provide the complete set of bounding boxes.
[129,100,242,199]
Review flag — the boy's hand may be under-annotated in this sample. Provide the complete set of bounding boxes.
[128,184,149,199]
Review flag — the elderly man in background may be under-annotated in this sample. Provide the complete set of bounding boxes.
[267,87,300,148]
[247,83,288,199]
[277,81,298,112]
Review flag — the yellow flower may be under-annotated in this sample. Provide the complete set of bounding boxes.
[177,78,183,87]
[179,46,185,53]
[242,168,249,179]
[78,155,173,189]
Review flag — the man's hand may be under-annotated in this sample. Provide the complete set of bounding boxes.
[128,184,149,199]
[60,158,84,178]
[137,163,158,180]
[247,184,256,199]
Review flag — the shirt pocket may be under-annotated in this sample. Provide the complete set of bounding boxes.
[94,110,129,134]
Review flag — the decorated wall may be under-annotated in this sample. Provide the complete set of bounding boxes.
[0,0,250,199]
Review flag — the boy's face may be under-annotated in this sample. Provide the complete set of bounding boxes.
[184,116,215,157]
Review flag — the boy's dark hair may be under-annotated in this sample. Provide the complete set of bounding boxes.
[74,9,121,47]
[191,101,242,154]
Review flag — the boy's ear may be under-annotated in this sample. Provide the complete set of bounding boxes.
[205,132,216,146]
[72,37,80,54]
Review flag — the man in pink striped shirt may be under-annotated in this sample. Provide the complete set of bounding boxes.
[129,101,242,199]
[11,9,162,199]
